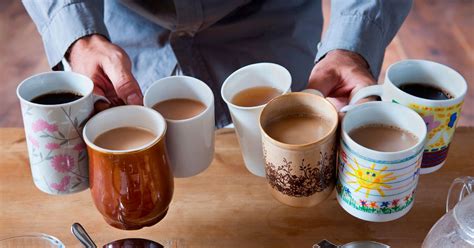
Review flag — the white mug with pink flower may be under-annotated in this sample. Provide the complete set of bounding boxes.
[17,71,108,195]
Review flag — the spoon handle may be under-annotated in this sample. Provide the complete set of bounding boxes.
[71,223,97,248]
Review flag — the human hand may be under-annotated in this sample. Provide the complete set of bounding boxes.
[307,49,376,110]
[67,34,143,112]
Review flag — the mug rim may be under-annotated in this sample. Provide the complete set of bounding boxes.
[16,71,94,108]
[220,62,292,110]
[144,75,214,123]
[342,101,427,157]
[259,92,338,149]
[386,59,467,104]
[83,105,167,155]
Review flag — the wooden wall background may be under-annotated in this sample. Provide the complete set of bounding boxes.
[0,0,472,127]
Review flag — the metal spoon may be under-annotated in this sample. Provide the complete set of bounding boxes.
[313,239,390,248]
[71,223,97,248]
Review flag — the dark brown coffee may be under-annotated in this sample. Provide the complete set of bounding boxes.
[152,98,206,120]
[349,124,418,152]
[265,114,331,145]
[231,86,282,107]
[94,127,156,150]
[31,92,83,105]
[399,83,453,100]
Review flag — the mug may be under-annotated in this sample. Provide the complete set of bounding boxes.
[83,106,173,230]
[221,63,291,177]
[259,92,338,207]
[16,71,107,195]
[337,102,427,222]
[344,60,467,174]
[144,76,215,178]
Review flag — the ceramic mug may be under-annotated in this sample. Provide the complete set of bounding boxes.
[343,60,467,174]
[337,102,427,222]
[144,76,215,178]
[83,106,173,230]
[16,71,108,195]
[221,63,291,177]
[259,92,338,207]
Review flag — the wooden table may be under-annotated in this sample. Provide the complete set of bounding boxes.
[1,128,473,248]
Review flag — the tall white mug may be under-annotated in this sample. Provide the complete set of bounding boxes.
[221,63,291,177]
[144,76,215,178]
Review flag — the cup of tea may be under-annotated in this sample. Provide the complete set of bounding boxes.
[16,71,108,195]
[83,106,173,230]
[337,102,427,222]
[144,76,215,178]
[259,92,338,207]
[344,60,467,174]
[221,63,291,177]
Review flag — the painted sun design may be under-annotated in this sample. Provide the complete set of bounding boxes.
[345,158,397,197]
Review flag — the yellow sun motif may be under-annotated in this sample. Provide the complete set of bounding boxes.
[345,158,397,197]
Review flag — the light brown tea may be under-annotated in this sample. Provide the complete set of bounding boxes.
[94,127,156,150]
[265,114,332,145]
[153,98,206,120]
[231,86,282,107]
[349,124,418,152]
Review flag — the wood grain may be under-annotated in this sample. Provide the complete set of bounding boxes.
[1,0,473,126]
[1,128,473,247]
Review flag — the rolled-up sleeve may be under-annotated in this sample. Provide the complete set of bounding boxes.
[22,0,109,68]
[315,0,412,78]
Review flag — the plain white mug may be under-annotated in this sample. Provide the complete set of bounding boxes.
[221,63,292,177]
[144,76,215,178]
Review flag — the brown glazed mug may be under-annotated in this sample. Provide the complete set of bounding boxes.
[259,92,338,207]
[83,106,173,230]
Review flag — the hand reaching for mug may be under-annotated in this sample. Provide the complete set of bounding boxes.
[307,49,376,110]
[67,34,143,112]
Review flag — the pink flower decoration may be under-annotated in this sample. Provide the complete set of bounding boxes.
[51,155,75,173]
[73,143,86,152]
[31,119,58,133]
[31,119,50,132]
[45,142,60,150]
[51,176,70,192]
[423,115,441,133]
[28,134,39,148]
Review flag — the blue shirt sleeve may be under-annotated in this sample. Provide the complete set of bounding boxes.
[315,0,412,78]
[22,0,110,68]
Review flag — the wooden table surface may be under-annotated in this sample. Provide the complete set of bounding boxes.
[1,128,473,248]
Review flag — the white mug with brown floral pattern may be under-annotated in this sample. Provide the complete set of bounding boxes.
[17,71,108,195]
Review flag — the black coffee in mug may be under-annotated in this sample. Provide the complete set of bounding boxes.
[399,82,453,100]
[31,92,83,105]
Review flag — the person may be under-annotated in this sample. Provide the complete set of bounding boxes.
[23,0,412,127]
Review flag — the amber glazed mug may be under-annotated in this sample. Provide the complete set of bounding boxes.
[83,106,173,230]
[259,92,338,207]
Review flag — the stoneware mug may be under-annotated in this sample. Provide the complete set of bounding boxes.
[83,106,173,230]
[16,71,108,195]
[337,102,427,222]
[342,60,467,174]
[259,92,338,207]
[144,76,215,178]
[221,63,291,177]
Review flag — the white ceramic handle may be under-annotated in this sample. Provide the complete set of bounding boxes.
[92,94,111,104]
[302,88,324,97]
[340,85,383,113]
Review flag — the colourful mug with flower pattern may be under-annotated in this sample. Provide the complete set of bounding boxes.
[17,71,107,195]
[338,102,427,222]
[344,60,467,174]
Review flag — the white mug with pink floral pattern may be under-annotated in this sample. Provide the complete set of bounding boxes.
[17,71,108,195]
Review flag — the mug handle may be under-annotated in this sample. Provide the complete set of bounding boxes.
[301,88,324,97]
[92,94,111,104]
[340,85,384,113]
[446,176,474,212]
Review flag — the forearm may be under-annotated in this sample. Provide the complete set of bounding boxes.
[22,0,109,69]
